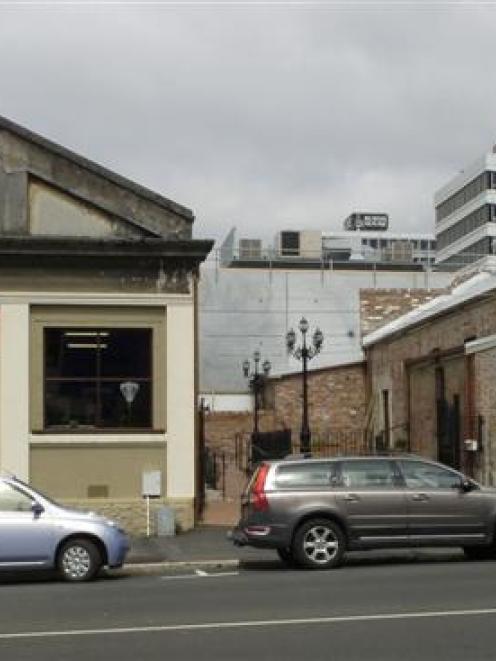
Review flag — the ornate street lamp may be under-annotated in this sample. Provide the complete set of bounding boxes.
[286,318,324,454]
[242,350,271,442]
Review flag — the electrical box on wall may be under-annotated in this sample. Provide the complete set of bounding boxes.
[142,470,162,497]
[464,438,478,452]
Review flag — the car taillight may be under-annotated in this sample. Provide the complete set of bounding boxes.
[250,463,270,511]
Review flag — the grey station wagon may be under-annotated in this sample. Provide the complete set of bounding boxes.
[230,455,496,569]
[0,474,129,581]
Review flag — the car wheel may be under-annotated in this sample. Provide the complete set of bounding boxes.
[57,538,102,582]
[463,546,495,561]
[276,547,297,566]
[293,518,345,570]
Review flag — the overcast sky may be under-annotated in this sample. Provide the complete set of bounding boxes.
[0,1,495,244]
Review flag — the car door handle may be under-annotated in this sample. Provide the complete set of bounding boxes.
[343,494,360,502]
[412,493,429,501]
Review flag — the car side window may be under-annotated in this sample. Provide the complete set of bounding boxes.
[0,482,33,512]
[339,460,397,488]
[275,462,338,488]
[399,461,461,489]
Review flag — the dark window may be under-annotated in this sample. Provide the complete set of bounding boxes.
[436,205,491,252]
[340,459,397,488]
[280,232,300,256]
[382,390,391,448]
[44,328,152,431]
[436,172,488,223]
[275,462,337,488]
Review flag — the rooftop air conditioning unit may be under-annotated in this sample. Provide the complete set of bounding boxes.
[279,231,300,257]
[239,239,262,260]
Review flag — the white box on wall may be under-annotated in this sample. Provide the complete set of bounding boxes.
[142,470,162,497]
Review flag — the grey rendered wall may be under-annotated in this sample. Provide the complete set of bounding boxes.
[198,263,452,394]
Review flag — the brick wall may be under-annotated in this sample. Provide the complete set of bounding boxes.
[360,289,446,336]
[204,362,368,458]
[366,288,496,481]
[269,362,367,449]
[204,410,278,457]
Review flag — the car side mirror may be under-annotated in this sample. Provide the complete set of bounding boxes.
[32,501,44,517]
[460,479,475,493]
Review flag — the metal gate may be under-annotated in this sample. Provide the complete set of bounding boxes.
[437,397,461,470]
[251,429,292,465]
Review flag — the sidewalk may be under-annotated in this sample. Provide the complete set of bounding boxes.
[125,525,274,567]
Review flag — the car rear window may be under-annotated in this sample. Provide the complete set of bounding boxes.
[275,462,337,489]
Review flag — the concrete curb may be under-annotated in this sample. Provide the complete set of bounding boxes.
[113,559,241,576]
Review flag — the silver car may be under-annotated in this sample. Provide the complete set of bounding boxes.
[231,455,496,569]
[0,474,129,581]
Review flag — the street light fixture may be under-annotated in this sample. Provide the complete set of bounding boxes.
[242,350,271,443]
[286,317,324,454]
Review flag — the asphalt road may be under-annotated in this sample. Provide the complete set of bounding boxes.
[2,553,496,660]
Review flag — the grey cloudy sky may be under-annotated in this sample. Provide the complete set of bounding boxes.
[0,1,495,243]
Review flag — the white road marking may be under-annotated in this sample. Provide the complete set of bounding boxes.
[1,607,496,640]
[160,571,240,581]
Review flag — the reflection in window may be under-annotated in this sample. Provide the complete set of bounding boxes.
[0,483,33,512]
[340,460,396,488]
[44,328,152,431]
[275,462,337,488]
[399,461,460,489]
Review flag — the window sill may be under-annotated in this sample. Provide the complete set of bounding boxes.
[32,429,166,435]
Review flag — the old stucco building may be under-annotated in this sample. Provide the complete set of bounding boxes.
[0,116,212,533]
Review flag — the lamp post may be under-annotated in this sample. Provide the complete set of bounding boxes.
[242,350,271,442]
[286,318,324,454]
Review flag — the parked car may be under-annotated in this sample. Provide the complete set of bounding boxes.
[0,473,129,581]
[230,454,496,568]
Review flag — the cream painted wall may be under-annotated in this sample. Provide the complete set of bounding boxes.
[0,304,29,478]
[0,293,197,507]
[166,302,196,499]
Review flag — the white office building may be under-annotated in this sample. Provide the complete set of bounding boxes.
[435,148,496,270]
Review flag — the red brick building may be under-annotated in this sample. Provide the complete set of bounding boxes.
[363,267,496,483]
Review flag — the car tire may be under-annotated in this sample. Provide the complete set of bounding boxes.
[293,518,345,570]
[276,547,297,567]
[57,538,103,582]
[463,545,495,561]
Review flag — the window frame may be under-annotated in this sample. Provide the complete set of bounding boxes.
[43,326,154,432]
[30,306,166,435]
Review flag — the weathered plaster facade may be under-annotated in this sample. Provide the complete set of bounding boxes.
[0,116,213,534]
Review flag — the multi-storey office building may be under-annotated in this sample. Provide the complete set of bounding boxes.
[435,149,496,269]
